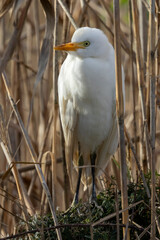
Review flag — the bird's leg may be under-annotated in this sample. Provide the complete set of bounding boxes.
[90,152,97,201]
[73,155,83,205]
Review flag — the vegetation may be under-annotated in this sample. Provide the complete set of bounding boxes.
[16,179,160,239]
[0,0,160,239]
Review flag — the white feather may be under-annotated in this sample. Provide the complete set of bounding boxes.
[58,27,125,189]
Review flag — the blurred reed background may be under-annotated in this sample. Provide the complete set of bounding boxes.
[0,0,160,238]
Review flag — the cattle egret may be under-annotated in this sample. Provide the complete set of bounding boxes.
[54,27,124,203]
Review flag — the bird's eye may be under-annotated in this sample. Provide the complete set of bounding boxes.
[83,41,90,47]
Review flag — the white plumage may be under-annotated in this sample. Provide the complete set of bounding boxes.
[55,27,124,194]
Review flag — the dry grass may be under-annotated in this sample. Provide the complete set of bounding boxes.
[0,0,160,239]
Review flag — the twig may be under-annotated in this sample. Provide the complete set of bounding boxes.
[27,113,53,196]
[115,188,120,240]
[149,0,156,238]
[132,0,151,169]
[129,0,138,156]
[0,157,63,179]
[57,0,78,30]
[92,200,143,227]
[1,72,62,240]
[52,0,59,208]
[0,222,145,240]
[124,125,150,198]
[0,143,34,216]
[113,1,129,238]
[0,0,32,75]
[0,204,28,225]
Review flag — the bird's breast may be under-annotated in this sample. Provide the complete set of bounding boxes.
[68,57,115,109]
[66,56,116,154]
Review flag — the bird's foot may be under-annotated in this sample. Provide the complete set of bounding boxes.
[89,193,97,204]
[91,195,97,203]
[90,196,103,212]
[90,186,97,202]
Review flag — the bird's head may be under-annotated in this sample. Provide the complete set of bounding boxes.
[54,27,112,59]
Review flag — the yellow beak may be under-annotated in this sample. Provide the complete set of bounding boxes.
[54,42,85,51]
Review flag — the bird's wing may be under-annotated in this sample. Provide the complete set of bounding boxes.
[95,99,118,177]
[96,67,125,177]
[58,65,78,191]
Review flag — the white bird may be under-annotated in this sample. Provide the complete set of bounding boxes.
[54,27,124,203]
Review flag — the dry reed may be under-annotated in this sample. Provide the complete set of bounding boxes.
[0,0,160,239]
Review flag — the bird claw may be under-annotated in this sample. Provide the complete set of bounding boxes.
[90,194,97,204]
